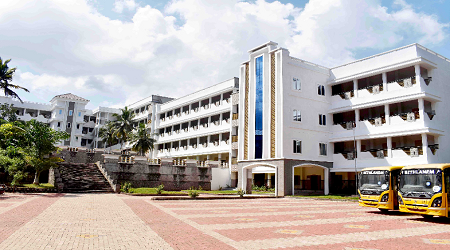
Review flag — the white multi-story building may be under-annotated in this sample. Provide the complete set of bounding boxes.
[236,41,450,196]
[2,42,449,195]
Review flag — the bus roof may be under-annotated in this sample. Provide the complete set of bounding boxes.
[361,166,404,172]
[402,164,450,170]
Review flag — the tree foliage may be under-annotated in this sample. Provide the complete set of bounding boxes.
[0,58,29,103]
[130,123,156,156]
[99,121,118,151]
[111,106,135,149]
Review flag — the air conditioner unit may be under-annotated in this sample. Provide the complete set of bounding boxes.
[407,112,416,122]
[410,147,419,157]
[347,152,354,160]
[372,85,380,94]
[374,117,382,127]
[346,122,354,130]
[404,78,413,88]
[377,150,384,159]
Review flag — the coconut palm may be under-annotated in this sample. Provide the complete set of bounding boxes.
[99,121,117,152]
[0,58,29,103]
[130,123,156,156]
[111,106,135,149]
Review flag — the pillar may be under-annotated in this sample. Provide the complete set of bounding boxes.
[324,168,329,195]
[247,169,253,194]
[418,98,425,124]
[382,72,388,92]
[415,64,421,84]
[220,93,223,103]
[355,109,360,125]
[356,140,361,158]
[267,173,272,188]
[219,133,222,145]
[422,133,428,158]
[219,113,223,124]
[384,104,390,125]
[387,137,392,158]
[353,79,358,98]
[207,135,211,146]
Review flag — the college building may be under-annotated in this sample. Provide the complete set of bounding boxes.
[2,42,450,196]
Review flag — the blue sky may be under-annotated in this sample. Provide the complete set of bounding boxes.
[1,0,449,109]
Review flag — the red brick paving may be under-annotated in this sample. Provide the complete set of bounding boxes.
[124,199,235,250]
[0,193,63,244]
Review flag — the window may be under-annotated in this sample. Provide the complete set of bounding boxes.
[76,124,80,129]
[69,110,73,116]
[319,143,327,156]
[293,78,301,90]
[57,122,61,127]
[318,85,325,96]
[293,109,301,122]
[78,112,81,117]
[319,114,326,126]
[59,110,62,114]
[293,140,302,154]
[67,122,71,128]
[255,56,263,159]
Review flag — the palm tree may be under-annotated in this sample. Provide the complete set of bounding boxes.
[111,106,135,149]
[130,123,156,156]
[0,58,29,103]
[99,121,117,153]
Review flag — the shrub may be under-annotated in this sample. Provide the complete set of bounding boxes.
[156,184,164,195]
[188,187,199,198]
[218,185,222,191]
[121,182,132,193]
[237,188,245,198]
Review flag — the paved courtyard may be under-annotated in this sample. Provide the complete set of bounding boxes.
[1,193,450,249]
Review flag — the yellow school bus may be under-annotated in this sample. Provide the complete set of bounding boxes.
[398,164,449,218]
[358,166,403,211]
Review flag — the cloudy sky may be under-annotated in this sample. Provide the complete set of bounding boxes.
[1,0,449,109]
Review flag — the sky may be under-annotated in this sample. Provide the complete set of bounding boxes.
[1,0,449,109]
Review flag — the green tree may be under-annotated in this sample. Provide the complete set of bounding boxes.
[112,106,135,149]
[24,120,69,184]
[0,122,26,149]
[0,103,18,123]
[0,146,28,186]
[130,123,156,156]
[99,121,118,152]
[0,58,29,103]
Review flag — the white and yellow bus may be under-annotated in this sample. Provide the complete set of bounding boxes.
[358,166,403,212]
[398,164,450,218]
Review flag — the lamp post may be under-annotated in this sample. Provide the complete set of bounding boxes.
[352,121,358,195]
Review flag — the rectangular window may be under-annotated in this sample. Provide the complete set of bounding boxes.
[69,110,73,116]
[319,114,326,126]
[57,122,61,127]
[59,110,62,114]
[293,78,301,90]
[255,56,263,159]
[318,85,325,96]
[293,140,302,154]
[76,124,80,129]
[293,109,301,122]
[319,143,327,156]
[78,112,81,117]
[67,122,71,128]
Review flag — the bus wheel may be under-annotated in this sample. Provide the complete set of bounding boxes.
[421,215,433,219]
[378,209,388,213]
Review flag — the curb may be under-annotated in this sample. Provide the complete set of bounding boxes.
[150,195,279,200]
[287,196,359,202]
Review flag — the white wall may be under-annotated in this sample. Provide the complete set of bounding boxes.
[211,168,231,190]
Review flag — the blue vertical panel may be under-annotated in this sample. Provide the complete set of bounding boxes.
[255,56,263,159]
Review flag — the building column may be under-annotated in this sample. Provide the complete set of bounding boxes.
[387,137,392,158]
[356,140,361,158]
[209,97,212,107]
[382,72,388,92]
[355,109,360,126]
[418,98,425,125]
[415,64,421,84]
[197,137,200,146]
[422,133,428,158]
[220,93,224,103]
[219,113,223,124]
[219,133,222,145]
[353,79,358,98]
[170,141,173,150]
[267,173,272,188]
[384,104,390,125]
[208,116,211,126]
[324,168,329,195]
[207,135,211,147]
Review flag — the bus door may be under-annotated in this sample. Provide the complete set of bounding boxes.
[445,169,450,217]
[391,170,400,209]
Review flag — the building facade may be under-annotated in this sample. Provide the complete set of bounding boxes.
[2,42,449,196]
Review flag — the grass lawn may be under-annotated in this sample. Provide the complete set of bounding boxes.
[129,187,185,195]
[20,183,55,189]
[289,195,359,201]
[181,190,239,194]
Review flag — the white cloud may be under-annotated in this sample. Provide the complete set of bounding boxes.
[113,0,138,13]
[0,0,448,108]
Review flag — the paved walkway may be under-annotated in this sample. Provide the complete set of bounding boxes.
[1,193,450,249]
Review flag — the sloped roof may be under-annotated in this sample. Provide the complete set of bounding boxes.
[51,93,89,102]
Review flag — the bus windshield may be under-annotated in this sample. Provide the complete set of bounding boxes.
[359,170,389,194]
[399,168,442,198]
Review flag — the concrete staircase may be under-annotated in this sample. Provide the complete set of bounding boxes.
[58,163,114,193]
